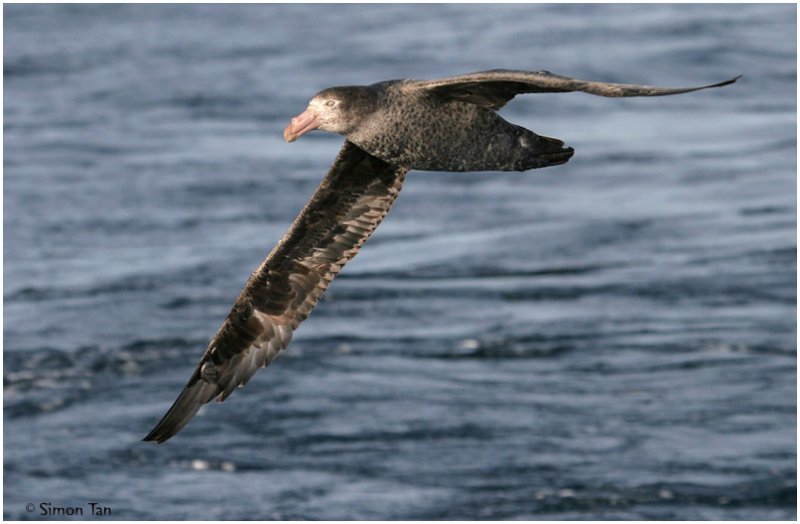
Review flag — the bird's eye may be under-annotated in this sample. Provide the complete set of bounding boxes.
[325,100,337,108]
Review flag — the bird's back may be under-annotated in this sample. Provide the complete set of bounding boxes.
[349,84,573,172]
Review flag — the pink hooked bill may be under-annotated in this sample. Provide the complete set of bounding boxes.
[283,109,319,142]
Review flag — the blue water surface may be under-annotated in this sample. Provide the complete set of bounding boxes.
[4,4,796,520]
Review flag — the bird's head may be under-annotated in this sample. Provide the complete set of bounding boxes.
[284,86,378,142]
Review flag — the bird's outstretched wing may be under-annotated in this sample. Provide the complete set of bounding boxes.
[411,69,741,110]
[143,141,407,443]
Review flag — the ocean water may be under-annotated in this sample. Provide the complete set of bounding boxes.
[4,4,796,520]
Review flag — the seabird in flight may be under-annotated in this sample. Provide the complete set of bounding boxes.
[144,69,739,443]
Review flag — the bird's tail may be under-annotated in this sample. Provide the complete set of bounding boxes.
[518,133,575,170]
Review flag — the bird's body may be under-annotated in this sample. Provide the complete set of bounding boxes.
[345,80,572,171]
[144,69,739,443]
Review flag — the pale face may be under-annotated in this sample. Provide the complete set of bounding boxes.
[284,85,379,143]
[283,93,349,142]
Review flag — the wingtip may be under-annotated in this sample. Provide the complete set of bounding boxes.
[142,424,171,444]
[141,376,221,444]
[722,74,743,86]
[687,74,741,94]
[142,430,165,444]
[141,419,185,444]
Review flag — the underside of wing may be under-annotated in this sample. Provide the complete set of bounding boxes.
[413,69,741,109]
[143,141,407,443]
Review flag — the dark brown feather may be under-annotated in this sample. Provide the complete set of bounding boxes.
[143,141,407,443]
[413,69,741,109]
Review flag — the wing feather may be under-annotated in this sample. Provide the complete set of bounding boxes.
[144,141,407,443]
[411,69,741,109]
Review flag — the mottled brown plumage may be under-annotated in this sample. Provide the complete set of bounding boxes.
[143,143,406,443]
[285,69,740,171]
[145,69,738,443]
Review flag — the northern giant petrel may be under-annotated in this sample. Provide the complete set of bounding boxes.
[144,69,739,443]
